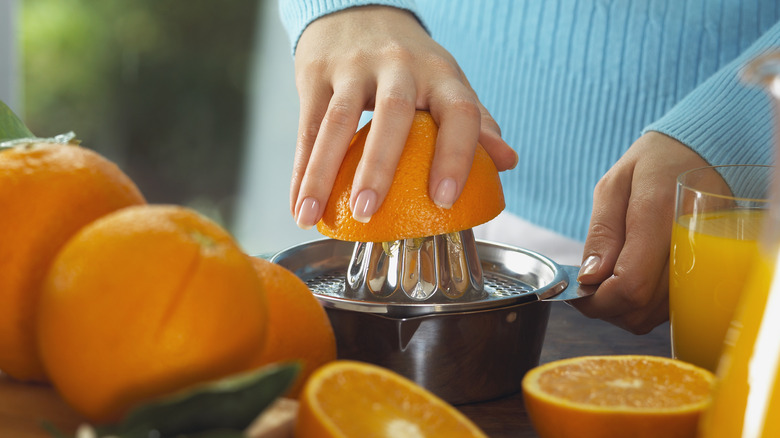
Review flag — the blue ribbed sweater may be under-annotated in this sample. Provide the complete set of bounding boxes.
[279,0,780,242]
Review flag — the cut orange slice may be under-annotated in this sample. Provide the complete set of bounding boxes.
[522,355,715,438]
[295,360,487,438]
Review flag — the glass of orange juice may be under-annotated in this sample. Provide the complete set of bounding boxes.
[670,164,771,372]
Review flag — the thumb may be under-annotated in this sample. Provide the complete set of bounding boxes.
[578,167,632,284]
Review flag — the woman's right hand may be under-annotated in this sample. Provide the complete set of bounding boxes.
[290,5,517,229]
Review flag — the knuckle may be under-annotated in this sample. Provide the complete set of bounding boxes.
[481,113,502,135]
[587,220,621,242]
[446,98,482,119]
[629,191,673,220]
[323,102,355,130]
[359,148,398,177]
[377,91,415,114]
[332,75,363,94]
[297,124,321,148]
[622,286,653,310]
[363,159,396,183]
[424,53,461,77]
[616,312,657,335]
[592,172,617,198]
[296,58,330,84]
[377,41,415,64]
[611,274,654,311]
[626,322,654,335]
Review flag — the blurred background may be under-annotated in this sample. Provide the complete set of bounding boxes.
[1,0,320,255]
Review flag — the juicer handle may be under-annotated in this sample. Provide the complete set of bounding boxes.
[537,265,598,301]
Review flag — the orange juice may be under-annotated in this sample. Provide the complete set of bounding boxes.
[698,245,780,437]
[669,209,764,372]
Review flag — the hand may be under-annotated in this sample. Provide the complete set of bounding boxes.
[571,132,710,334]
[290,6,517,229]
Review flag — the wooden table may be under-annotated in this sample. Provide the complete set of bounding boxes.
[0,302,671,437]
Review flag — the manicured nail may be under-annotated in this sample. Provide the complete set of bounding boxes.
[433,178,457,209]
[578,255,601,280]
[296,197,320,230]
[352,189,378,223]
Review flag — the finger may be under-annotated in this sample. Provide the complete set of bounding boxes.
[475,101,517,171]
[290,58,335,215]
[294,80,370,229]
[576,166,631,284]
[581,276,670,335]
[290,90,331,216]
[575,261,670,335]
[456,75,516,171]
[349,71,417,223]
[572,169,676,332]
[427,83,481,209]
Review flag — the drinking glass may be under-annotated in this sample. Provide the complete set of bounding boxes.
[670,164,771,372]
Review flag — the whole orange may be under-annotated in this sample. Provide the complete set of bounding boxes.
[0,142,146,382]
[36,205,268,423]
[248,257,336,398]
[317,110,505,242]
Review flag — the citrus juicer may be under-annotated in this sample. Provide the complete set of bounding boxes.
[271,228,595,404]
[344,229,485,305]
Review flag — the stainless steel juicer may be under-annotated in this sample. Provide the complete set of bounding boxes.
[271,229,594,404]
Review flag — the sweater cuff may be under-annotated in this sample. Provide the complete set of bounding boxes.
[642,24,780,167]
[279,0,421,55]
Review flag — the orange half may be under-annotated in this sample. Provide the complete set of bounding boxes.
[522,355,715,438]
[295,360,487,438]
[317,111,505,242]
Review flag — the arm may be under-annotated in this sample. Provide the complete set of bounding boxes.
[278,1,517,228]
[573,21,780,334]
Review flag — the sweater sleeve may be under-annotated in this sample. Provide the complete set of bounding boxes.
[643,21,780,167]
[278,0,422,55]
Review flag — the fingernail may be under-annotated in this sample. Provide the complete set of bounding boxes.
[578,255,601,280]
[352,189,378,223]
[296,197,320,230]
[433,178,457,209]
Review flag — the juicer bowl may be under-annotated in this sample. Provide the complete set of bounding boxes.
[270,238,591,404]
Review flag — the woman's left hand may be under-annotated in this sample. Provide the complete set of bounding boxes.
[571,131,710,334]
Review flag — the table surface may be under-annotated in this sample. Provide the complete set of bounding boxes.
[459,302,671,437]
[0,302,671,438]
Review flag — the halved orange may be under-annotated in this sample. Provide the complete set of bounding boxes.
[522,355,715,438]
[317,111,505,242]
[295,360,487,438]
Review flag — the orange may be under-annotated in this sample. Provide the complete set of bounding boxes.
[295,360,487,438]
[521,355,715,438]
[317,110,505,242]
[248,257,336,397]
[36,205,268,423]
[0,141,146,382]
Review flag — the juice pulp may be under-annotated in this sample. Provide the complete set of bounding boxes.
[669,209,764,372]
[698,246,780,437]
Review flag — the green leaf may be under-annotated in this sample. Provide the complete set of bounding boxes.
[0,100,34,141]
[39,421,70,438]
[97,362,301,438]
